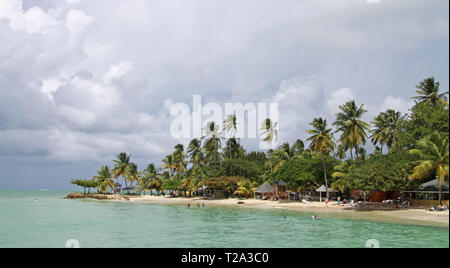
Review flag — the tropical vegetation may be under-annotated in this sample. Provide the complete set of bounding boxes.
[71,78,449,204]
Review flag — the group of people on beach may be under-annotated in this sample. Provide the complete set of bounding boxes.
[187,203,205,208]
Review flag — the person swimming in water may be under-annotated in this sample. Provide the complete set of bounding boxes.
[187,203,191,207]
[312,215,318,220]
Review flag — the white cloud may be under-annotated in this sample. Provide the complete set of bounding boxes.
[377,95,414,116]
[65,8,93,43]
[41,77,66,102]
[326,87,355,115]
[102,61,134,84]
[0,0,58,34]
[0,0,448,189]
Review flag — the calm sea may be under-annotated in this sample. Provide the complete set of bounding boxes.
[0,190,448,248]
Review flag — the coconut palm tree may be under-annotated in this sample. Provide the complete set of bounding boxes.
[260,118,278,174]
[370,112,389,154]
[306,117,335,199]
[412,77,449,109]
[142,163,158,195]
[292,139,305,156]
[94,165,115,194]
[173,144,187,176]
[409,132,449,205]
[161,154,176,177]
[371,109,405,153]
[202,121,222,164]
[333,100,370,159]
[124,163,139,194]
[112,152,131,192]
[224,114,238,156]
[187,138,204,170]
[260,118,278,199]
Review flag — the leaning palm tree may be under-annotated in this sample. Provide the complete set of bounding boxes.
[112,152,131,193]
[409,132,449,205]
[412,77,449,109]
[306,117,335,199]
[333,100,370,159]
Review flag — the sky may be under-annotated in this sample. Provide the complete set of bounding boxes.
[0,0,448,190]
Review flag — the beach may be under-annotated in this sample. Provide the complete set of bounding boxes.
[101,195,450,228]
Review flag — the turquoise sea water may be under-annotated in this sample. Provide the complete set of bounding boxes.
[0,190,448,248]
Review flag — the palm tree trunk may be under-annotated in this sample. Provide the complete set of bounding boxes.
[123,176,129,194]
[322,155,329,200]
[439,181,442,206]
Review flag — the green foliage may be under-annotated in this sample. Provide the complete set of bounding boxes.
[334,150,419,192]
[274,155,339,190]
[398,102,449,149]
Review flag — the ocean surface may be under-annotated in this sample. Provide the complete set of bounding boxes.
[0,190,448,248]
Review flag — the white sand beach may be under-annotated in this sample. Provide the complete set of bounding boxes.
[114,195,449,227]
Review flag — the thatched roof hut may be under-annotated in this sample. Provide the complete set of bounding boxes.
[255,183,274,193]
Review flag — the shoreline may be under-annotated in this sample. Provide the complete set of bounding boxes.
[67,193,449,228]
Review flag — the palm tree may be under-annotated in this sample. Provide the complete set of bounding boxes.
[142,163,158,195]
[173,144,187,176]
[370,112,389,154]
[306,117,335,199]
[260,118,278,199]
[333,100,370,159]
[412,77,449,109]
[409,132,449,205]
[371,109,405,153]
[202,121,222,164]
[260,118,278,174]
[94,165,115,194]
[112,152,131,193]
[162,154,176,177]
[292,139,305,156]
[187,138,204,170]
[224,114,238,157]
[124,163,139,193]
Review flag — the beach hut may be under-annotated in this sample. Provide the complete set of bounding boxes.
[254,181,288,200]
[316,185,339,202]
[254,183,275,200]
[404,179,449,206]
